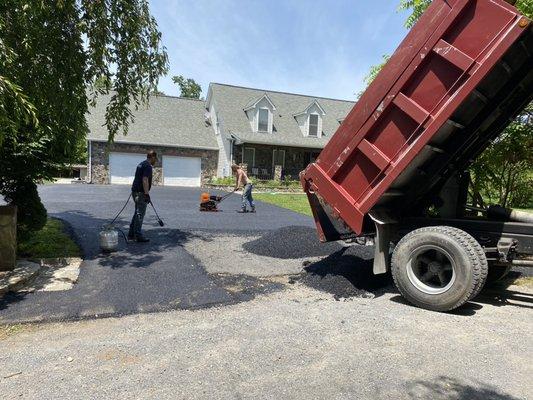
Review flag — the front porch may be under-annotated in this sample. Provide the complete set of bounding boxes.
[233,143,321,181]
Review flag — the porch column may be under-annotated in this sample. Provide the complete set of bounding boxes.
[274,165,283,181]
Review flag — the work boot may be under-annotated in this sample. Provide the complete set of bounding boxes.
[135,236,150,243]
[127,233,134,241]
[237,207,248,213]
[250,206,256,213]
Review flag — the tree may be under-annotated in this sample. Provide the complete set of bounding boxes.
[0,1,168,237]
[360,0,533,209]
[399,0,432,29]
[358,55,390,98]
[470,104,533,208]
[172,75,202,99]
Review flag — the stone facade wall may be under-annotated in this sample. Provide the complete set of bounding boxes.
[89,141,218,185]
[234,144,321,179]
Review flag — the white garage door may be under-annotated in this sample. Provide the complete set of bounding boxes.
[109,152,146,185]
[163,156,201,187]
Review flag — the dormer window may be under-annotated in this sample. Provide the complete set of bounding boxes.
[308,114,319,136]
[243,93,276,134]
[294,99,326,138]
[258,108,270,132]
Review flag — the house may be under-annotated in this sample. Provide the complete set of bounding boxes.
[86,83,355,186]
[205,83,355,180]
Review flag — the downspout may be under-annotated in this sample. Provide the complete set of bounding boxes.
[229,136,235,164]
[228,136,236,177]
[88,140,92,183]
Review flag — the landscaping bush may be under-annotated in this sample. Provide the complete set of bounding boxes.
[2,180,47,240]
[209,177,301,189]
[18,218,81,259]
[209,176,235,186]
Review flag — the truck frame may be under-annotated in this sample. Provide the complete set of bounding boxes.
[300,0,533,311]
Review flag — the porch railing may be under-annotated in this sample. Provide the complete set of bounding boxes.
[246,166,303,182]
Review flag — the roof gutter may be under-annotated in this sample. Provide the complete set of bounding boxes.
[87,138,219,151]
[229,138,326,150]
[229,133,243,145]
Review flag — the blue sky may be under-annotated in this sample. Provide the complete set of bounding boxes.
[150,0,411,101]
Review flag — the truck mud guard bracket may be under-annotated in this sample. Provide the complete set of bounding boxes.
[369,211,398,275]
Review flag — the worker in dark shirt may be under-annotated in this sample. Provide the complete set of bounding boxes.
[128,151,157,242]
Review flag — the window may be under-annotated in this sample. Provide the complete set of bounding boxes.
[309,114,319,136]
[243,147,255,167]
[272,149,285,167]
[258,108,269,132]
[304,151,321,165]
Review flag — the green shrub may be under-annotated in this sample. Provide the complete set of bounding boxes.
[3,181,47,240]
[209,176,234,186]
[209,176,301,189]
[18,218,80,259]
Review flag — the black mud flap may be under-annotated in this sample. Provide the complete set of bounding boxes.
[307,191,357,242]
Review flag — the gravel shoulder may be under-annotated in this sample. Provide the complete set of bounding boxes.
[1,284,532,400]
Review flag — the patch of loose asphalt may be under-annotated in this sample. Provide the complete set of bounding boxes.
[0,185,390,324]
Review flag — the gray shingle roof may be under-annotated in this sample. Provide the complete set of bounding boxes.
[87,94,218,150]
[209,83,355,149]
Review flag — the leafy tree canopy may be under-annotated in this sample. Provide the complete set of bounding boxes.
[172,75,202,99]
[0,0,168,235]
[398,0,432,28]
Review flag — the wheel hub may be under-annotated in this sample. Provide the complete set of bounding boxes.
[406,245,457,295]
[428,262,441,273]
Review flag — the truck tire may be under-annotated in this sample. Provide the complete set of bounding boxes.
[391,226,488,312]
[462,231,489,300]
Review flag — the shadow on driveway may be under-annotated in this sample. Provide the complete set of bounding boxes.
[295,246,395,300]
[407,375,522,400]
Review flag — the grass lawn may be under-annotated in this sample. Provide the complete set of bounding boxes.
[18,218,81,259]
[254,193,312,216]
[253,192,533,218]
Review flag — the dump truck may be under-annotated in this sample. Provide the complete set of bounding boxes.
[300,0,533,311]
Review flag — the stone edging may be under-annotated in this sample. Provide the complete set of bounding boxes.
[0,257,84,297]
[0,260,41,297]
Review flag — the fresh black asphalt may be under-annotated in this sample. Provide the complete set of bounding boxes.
[0,185,314,324]
[243,226,345,259]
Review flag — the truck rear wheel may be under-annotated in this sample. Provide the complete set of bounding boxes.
[391,226,488,312]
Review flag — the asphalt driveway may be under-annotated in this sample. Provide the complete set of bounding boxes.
[0,185,314,323]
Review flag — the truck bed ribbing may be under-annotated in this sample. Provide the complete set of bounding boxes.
[301,0,532,240]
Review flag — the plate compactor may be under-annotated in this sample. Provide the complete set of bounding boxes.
[200,189,236,212]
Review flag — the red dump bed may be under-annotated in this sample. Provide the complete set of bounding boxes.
[301,0,532,241]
